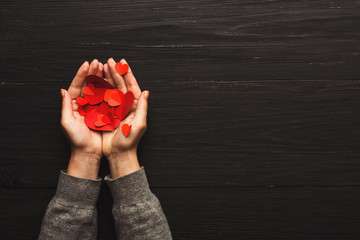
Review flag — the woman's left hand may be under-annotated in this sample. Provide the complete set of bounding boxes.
[61,59,104,180]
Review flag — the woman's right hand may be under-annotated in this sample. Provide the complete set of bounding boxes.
[102,58,149,178]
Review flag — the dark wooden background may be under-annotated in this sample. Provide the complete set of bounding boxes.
[1,0,360,239]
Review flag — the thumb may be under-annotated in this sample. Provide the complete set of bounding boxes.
[61,89,74,123]
[134,91,149,128]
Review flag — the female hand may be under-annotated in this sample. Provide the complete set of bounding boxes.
[61,59,104,180]
[102,58,149,178]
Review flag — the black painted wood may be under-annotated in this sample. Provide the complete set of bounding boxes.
[1,0,360,239]
[1,80,360,188]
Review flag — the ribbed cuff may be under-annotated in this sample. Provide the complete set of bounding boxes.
[104,167,152,205]
[54,170,102,209]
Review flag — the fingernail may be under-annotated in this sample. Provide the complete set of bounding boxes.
[60,89,65,97]
[143,90,149,99]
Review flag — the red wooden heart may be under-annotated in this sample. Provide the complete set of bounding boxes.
[83,83,95,95]
[122,124,131,137]
[115,62,129,75]
[76,97,89,106]
[115,91,134,120]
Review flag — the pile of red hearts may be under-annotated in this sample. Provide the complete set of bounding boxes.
[76,75,134,135]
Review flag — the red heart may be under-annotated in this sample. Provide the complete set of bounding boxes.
[85,95,103,105]
[115,91,134,120]
[104,89,115,102]
[78,106,86,116]
[85,112,114,131]
[122,124,131,137]
[108,91,123,107]
[114,118,120,128]
[94,114,106,127]
[115,62,129,75]
[95,88,106,96]
[76,97,89,106]
[77,75,134,132]
[83,83,95,96]
[85,75,114,89]
[99,102,114,115]
[102,111,114,125]
[83,105,98,115]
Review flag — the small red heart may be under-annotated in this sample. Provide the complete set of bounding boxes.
[102,111,114,125]
[108,91,123,107]
[83,83,95,95]
[114,118,120,128]
[85,95,103,105]
[115,62,129,75]
[99,102,114,116]
[104,89,115,102]
[84,111,114,131]
[83,105,98,115]
[95,88,106,97]
[76,97,89,106]
[122,124,131,137]
[115,91,134,120]
[94,114,106,127]
[78,106,86,116]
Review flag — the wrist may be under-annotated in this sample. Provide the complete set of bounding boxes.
[107,150,140,179]
[66,151,101,180]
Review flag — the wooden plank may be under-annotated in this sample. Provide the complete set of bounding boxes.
[1,80,359,187]
[1,186,360,239]
[1,1,359,82]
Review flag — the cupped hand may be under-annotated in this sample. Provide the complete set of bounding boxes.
[61,59,104,179]
[102,58,149,178]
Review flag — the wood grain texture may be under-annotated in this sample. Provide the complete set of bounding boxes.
[1,0,360,239]
[1,0,360,83]
[1,80,359,187]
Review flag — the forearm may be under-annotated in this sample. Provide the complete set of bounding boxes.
[108,150,141,179]
[38,170,101,240]
[67,151,101,180]
[39,152,101,240]
[105,154,172,240]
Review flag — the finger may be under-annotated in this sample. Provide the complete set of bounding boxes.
[72,99,78,111]
[71,100,82,118]
[121,59,142,99]
[61,89,74,122]
[104,63,115,87]
[88,59,99,75]
[67,61,89,99]
[96,62,103,77]
[107,58,127,93]
[134,91,149,129]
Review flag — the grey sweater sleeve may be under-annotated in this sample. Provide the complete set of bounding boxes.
[104,167,173,240]
[38,171,102,240]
